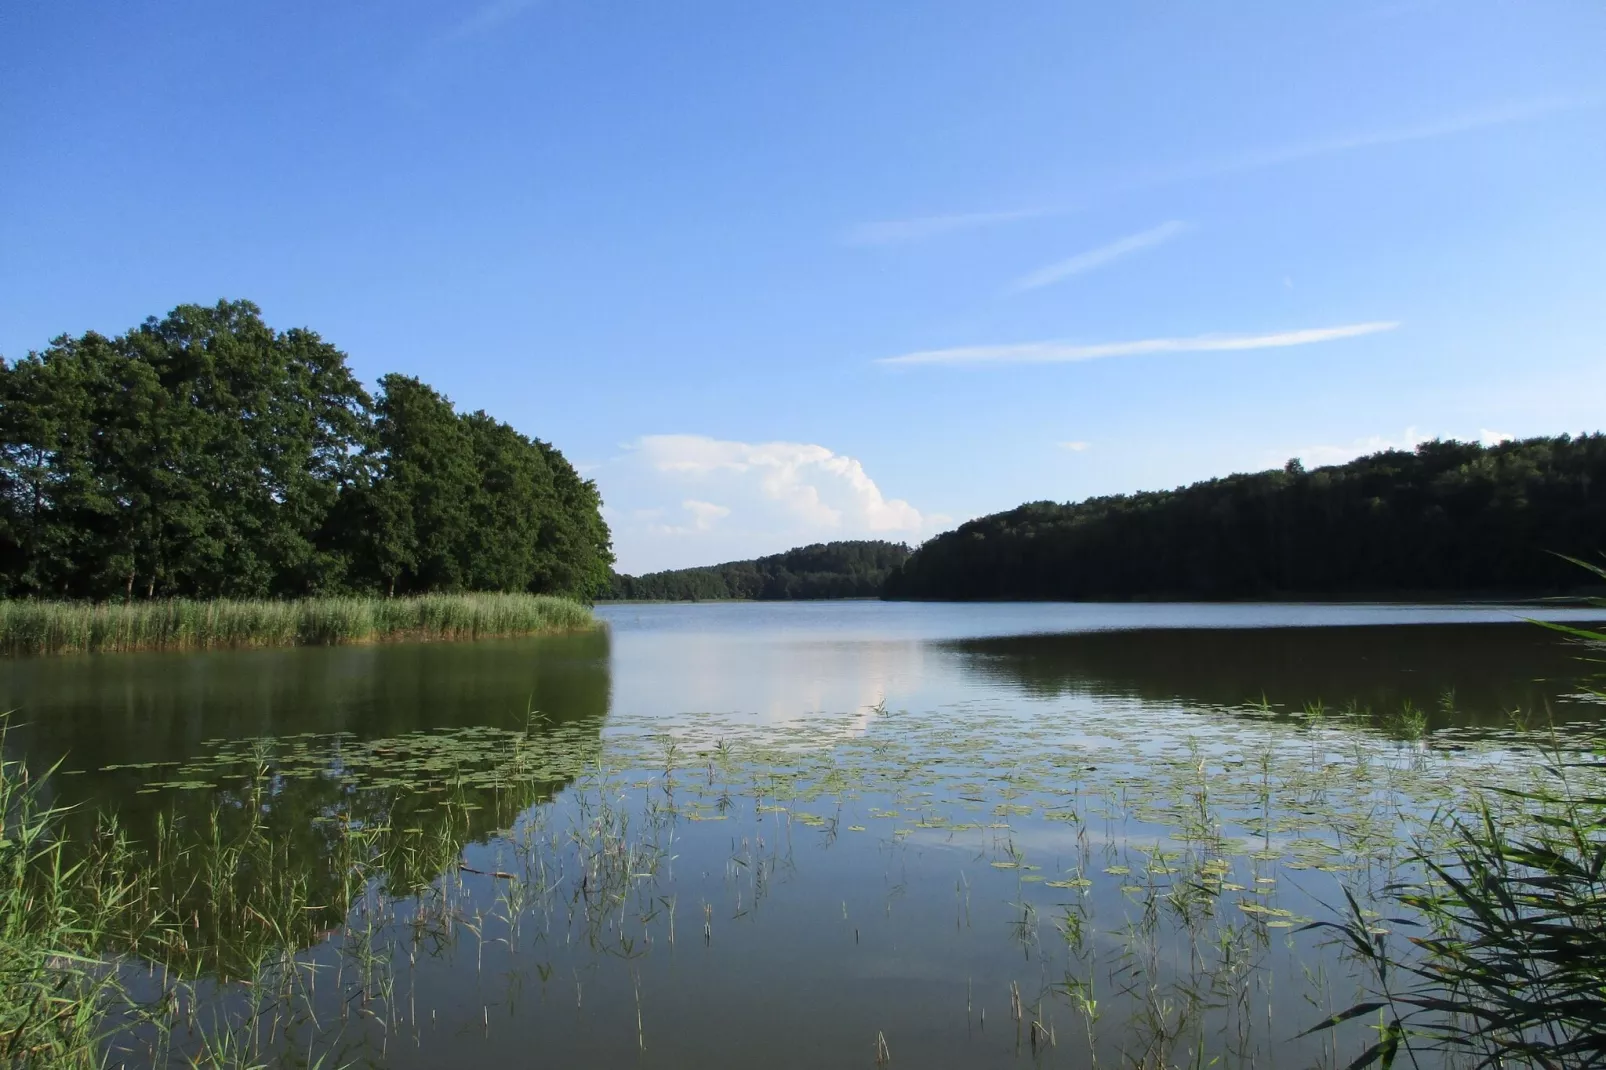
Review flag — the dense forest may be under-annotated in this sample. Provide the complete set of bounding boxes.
[607,540,909,600]
[0,300,613,601]
[885,435,1606,601]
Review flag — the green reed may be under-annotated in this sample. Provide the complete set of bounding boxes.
[1302,605,1606,1069]
[0,593,595,656]
[1,721,145,1066]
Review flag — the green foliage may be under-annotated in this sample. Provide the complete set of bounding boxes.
[1,727,133,1066]
[0,593,593,655]
[0,711,596,1066]
[607,539,911,600]
[885,436,1606,600]
[1304,753,1606,1068]
[1303,578,1606,1068]
[0,301,613,602]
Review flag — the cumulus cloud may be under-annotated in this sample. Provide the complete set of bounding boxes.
[1014,221,1189,290]
[880,321,1398,367]
[638,435,923,532]
[606,435,939,573]
[1479,428,1514,447]
[643,499,732,536]
[1059,441,1091,452]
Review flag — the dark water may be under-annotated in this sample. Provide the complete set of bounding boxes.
[3,601,1604,1068]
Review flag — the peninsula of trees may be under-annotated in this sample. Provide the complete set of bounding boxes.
[607,540,909,600]
[0,300,613,601]
[884,435,1606,601]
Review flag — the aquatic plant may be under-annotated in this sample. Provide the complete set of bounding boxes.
[5,640,1606,1067]
[1303,611,1606,1068]
[0,593,595,657]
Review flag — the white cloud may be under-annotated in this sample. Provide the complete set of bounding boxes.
[1138,97,1586,189]
[840,100,1584,253]
[1059,441,1091,452]
[684,499,730,529]
[879,321,1398,367]
[1286,426,1522,469]
[1291,427,1431,468]
[644,499,731,536]
[605,435,939,573]
[639,435,922,532]
[1014,221,1189,290]
[438,0,542,42]
[842,208,1055,246]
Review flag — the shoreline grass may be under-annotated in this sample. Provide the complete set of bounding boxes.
[0,593,596,657]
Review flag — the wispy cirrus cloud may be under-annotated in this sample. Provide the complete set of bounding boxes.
[438,0,542,44]
[842,208,1057,247]
[1014,221,1188,290]
[879,321,1398,367]
[1140,96,1586,188]
[844,97,1585,248]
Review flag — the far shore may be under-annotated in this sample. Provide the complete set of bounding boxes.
[599,590,1606,607]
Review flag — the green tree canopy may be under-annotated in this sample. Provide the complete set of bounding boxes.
[0,300,611,601]
[884,436,1606,601]
[608,540,910,600]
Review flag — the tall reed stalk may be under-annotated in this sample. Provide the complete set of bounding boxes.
[1303,567,1606,1069]
[0,593,595,656]
[0,723,131,1065]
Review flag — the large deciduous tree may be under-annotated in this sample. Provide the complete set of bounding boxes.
[0,301,612,601]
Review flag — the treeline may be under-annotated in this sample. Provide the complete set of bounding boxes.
[607,540,909,600]
[885,435,1606,600]
[0,300,612,601]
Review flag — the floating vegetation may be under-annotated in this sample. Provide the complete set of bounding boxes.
[0,592,596,657]
[5,685,1606,1067]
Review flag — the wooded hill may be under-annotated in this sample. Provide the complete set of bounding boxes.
[0,300,613,601]
[607,540,909,600]
[884,435,1606,601]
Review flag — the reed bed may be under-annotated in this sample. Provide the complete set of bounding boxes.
[0,593,595,656]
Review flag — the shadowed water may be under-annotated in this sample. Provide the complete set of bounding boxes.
[2,601,1603,1067]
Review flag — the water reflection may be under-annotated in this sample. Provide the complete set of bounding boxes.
[3,629,611,776]
[942,623,1605,729]
[1,633,613,974]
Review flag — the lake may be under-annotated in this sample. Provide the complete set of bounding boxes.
[4,600,1605,1068]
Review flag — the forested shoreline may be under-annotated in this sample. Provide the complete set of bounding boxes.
[7,305,1600,609]
[0,301,612,602]
[885,435,1606,601]
[606,540,908,600]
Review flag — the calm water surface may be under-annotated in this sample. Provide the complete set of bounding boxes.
[4,601,1605,1068]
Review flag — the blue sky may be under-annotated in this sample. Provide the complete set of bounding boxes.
[3,2,1603,573]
